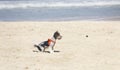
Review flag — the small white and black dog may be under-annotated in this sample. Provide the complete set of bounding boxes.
[34,31,62,53]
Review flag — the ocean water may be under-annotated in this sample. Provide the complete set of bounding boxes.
[0,0,120,21]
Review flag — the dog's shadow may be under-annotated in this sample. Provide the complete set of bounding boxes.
[54,50,60,52]
[33,50,39,53]
[42,50,60,53]
[33,50,60,53]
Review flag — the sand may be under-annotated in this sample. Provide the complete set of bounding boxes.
[0,21,120,70]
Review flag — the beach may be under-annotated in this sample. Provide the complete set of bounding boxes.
[0,21,120,70]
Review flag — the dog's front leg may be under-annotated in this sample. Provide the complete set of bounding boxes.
[52,46,54,51]
[48,46,54,53]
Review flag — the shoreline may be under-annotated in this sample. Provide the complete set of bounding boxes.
[0,14,120,22]
[0,17,120,22]
[0,20,120,22]
[0,20,120,24]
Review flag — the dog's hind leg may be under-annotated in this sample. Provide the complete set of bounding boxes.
[34,44,42,51]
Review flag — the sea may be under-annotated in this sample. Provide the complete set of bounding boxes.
[0,0,120,21]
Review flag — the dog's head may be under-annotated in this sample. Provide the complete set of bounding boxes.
[53,31,62,40]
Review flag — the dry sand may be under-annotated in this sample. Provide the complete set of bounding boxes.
[0,21,120,70]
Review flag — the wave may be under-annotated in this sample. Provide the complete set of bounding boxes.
[0,1,120,9]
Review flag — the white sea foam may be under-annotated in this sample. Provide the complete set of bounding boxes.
[0,1,120,9]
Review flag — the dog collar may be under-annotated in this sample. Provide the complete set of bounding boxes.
[48,39,56,45]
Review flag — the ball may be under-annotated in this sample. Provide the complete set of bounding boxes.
[86,35,88,37]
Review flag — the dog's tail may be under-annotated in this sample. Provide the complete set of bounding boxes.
[34,44,42,51]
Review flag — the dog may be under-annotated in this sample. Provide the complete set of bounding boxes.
[34,31,62,53]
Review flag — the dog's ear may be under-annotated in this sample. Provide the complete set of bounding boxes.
[53,31,59,39]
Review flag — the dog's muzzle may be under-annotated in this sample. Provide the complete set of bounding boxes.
[58,36,62,40]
